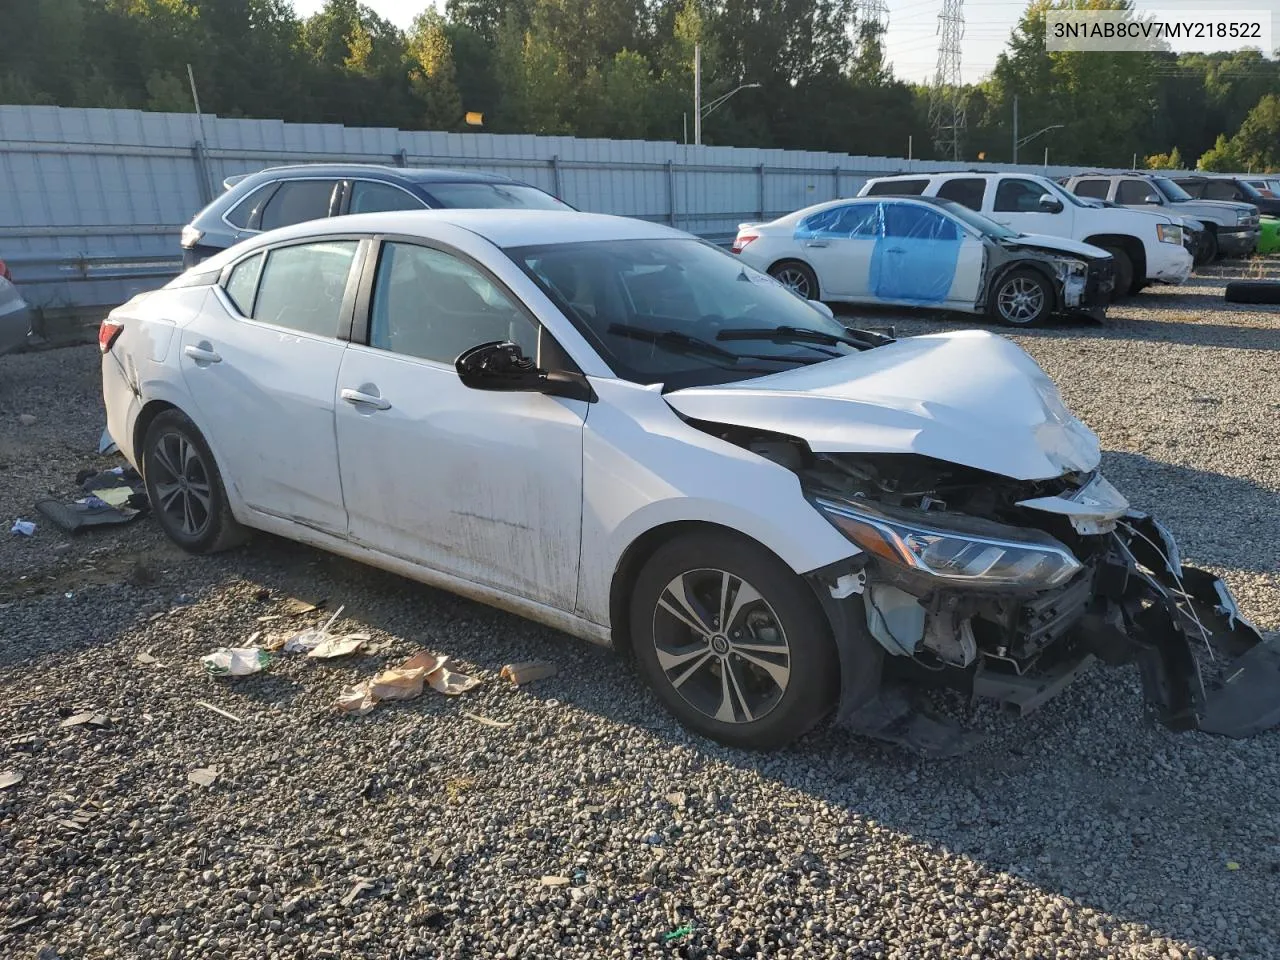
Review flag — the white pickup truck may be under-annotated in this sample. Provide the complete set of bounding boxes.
[858,172,1193,297]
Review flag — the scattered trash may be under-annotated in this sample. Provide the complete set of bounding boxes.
[91,486,133,508]
[308,634,369,660]
[10,519,35,536]
[336,651,480,716]
[195,700,245,724]
[201,647,271,678]
[5,915,39,933]
[666,792,687,808]
[283,597,326,615]
[283,605,345,653]
[60,712,109,729]
[662,925,696,943]
[0,771,22,790]
[499,660,558,686]
[18,413,36,426]
[188,767,219,788]
[540,875,571,886]
[462,711,513,729]
[135,651,158,665]
[1227,861,1241,871]
[36,497,143,533]
[341,880,376,906]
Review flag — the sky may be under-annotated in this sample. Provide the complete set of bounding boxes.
[288,0,1279,85]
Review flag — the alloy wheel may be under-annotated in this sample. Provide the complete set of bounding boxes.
[996,276,1046,324]
[772,267,812,299]
[650,568,792,724]
[151,430,213,538]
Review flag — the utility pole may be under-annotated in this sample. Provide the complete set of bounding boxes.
[929,0,966,161]
[1012,95,1019,164]
[693,44,702,147]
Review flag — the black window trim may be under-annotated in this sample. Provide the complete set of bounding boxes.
[220,181,280,234]
[213,234,371,342]
[339,178,431,215]
[351,233,581,378]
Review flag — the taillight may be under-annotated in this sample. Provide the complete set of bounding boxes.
[0,259,10,282]
[99,318,125,353]
[731,234,758,254]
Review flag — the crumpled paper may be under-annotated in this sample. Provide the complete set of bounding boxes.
[336,651,480,716]
[201,647,271,677]
[307,633,369,659]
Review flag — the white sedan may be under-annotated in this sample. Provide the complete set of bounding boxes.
[100,210,1271,750]
[732,196,1116,326]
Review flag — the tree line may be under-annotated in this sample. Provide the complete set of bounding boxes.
[1,0,1276,172]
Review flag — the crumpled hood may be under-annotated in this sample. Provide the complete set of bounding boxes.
[664,329,1101,481]
[1004,232,1111,260]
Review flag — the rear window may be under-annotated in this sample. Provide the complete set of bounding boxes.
[422,182,569,210]
[934,178,986,210]
[864,179,929,197]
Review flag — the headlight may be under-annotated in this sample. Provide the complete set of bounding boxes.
[181,225,204,249]
[1157,224,1181,245]
[814,497,1083,589]
[1053,258,1088,280]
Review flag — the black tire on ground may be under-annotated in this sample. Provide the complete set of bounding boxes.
[767,260,820,301]
[1198,229,1218,265]
[988,267,1054,327]
[1099,246,1135,300]
[143,408,248,554]
[629,529,840,749]
[1224,280,1280,305]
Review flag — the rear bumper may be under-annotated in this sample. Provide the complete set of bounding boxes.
[102,351,143,469]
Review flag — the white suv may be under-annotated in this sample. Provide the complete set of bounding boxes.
[858,172,1192,298]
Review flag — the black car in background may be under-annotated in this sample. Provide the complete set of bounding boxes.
[1173,175,1280,218]
[180,164,572,267]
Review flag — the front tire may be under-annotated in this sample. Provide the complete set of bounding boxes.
[1099,246,1134,300]
[143,409,247,554]
[768,260,820,301]
[629,530,838,749]
[989,268,1053,327]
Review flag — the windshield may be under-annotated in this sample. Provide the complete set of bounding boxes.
[425,182,570,211]
[1154,177,1193,202]
[506,238,863,390]
[932,199,1019,238]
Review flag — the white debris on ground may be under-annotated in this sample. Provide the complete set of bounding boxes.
[0,273,1277,959]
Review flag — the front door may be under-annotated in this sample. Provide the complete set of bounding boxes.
[334,239,587,610]
[178,238,360,536]
[987,177,1074,237]
[871,202,984,307]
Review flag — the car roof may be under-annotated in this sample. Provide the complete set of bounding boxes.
[233,209,688,251]
[779,194,963,221]
[239,164,518,185]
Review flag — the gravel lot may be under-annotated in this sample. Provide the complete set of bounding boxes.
[1,271,1278,960]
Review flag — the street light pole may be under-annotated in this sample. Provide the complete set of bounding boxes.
[1012,95,1019,164]
[694,43,702,147]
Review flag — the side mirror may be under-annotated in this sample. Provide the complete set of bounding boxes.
[455,340,595,403]
[1038,194,1065,214]
[1143,193,1162,205]
[807,299,835,319]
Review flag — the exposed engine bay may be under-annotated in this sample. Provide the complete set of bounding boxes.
[696,421,1279,753]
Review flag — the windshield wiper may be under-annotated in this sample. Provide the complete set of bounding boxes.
[608,323,828,370]
[716,324,892,351]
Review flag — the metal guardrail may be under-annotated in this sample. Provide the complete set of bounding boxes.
[5,251,183,286]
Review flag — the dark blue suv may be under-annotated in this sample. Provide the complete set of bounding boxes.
[180,164,572,267]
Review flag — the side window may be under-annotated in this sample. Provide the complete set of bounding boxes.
[224,185,273,229]
[1117,179,1159,205]
[994,178,1051,213]
[795,204,881,240]
[935,178,986,210]
[349,181,426,214]
[1206,181,1241,201]
[1073,179,1110,200]
[1176,180,1204,198]
[864,178,929,197]
[368,242,538,365]
[222,252,264,315]
[252,240,358,337]
[259,180,340,231]
[883,203,961,241]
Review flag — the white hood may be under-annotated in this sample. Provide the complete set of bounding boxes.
[664,330,1101,481]
[1007,233,1113,259]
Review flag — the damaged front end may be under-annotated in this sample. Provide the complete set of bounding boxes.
[994,241,1115,320]
[795,449,1276,746]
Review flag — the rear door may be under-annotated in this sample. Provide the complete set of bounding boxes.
[178,237,363,536]
[791,202,882,297]
[255,179,343,232]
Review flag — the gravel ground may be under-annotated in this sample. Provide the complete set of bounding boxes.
[1,271,1278,960]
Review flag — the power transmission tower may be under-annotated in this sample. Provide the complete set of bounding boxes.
[861,0,889,32]
[929,0,966,161]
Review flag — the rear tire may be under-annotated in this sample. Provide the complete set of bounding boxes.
[629,530,838,749]
[768,261,820,301]
[1100,247,1134,300]
[143,409,247,554]
[989,268,1053,327]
